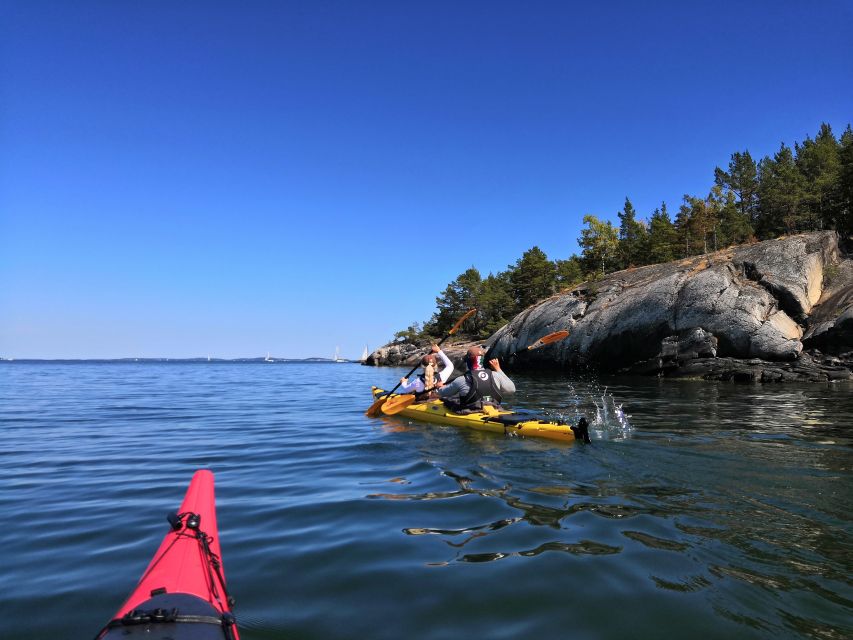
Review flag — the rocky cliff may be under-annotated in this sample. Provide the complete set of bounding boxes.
[364,340,478,373]
[367,232,853,382]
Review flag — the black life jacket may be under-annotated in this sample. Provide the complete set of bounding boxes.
[458,369,502,410]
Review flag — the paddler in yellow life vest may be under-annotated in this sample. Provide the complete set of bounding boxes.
[399,344,454,400]
[436,345,516,412]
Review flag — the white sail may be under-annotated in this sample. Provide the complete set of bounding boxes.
[361,345,369,361]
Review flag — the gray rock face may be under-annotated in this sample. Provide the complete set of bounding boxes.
[365,340,480,375]
[802,257,853,354]
[485,232,852,382]
[364,342,422,368]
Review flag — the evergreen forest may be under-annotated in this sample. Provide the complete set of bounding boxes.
[393,122,853,343]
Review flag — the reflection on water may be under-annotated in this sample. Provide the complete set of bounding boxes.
[363,371,853,638]
[1,363,851,640]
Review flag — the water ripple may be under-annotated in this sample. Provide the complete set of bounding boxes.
[1,363,851,640]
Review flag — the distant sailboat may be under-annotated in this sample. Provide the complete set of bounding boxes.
[334,347,346,363]
[360,345,369,362]
[265,352,273,362]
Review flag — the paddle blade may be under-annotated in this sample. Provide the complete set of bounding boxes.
[448,308,476,335]
[365,395,388,417]
[526,330,570,351]
[381,394,416,415]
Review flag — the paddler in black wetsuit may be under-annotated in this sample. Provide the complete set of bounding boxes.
[436,345,516,413]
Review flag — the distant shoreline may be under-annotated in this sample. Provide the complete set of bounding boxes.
[0,358,361,364]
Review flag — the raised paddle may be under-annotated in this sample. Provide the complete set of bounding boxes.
[380,329,571,416]
[365,308,477,417]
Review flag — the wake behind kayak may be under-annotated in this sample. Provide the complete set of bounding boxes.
[95,469,239,639]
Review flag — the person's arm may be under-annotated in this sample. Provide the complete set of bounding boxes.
[488,359,516,394]
[491,370,516,394]
[436,349,454,383]
[399,377,424,394]
[437,375,467,399]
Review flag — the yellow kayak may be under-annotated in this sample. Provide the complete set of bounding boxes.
[371,387,588,444]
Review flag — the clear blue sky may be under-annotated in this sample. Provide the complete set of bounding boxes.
[1,1,852,359]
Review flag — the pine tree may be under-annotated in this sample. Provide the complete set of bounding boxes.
[678,194,716,254]
[674,200,694,257]
[796,123,841,231]
[617,197,649,268]
[476,273,514,338]
[705,186,726,252]
[838,125,853,235]
[555,255,584,289]
[428,267,482,335]
[719,189,752,246]
[714,151,759,230]
[757,143,805,236]
[648,202,678,263]
[508,246,557,312]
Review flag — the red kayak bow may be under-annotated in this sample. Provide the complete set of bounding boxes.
[96,470,239,639]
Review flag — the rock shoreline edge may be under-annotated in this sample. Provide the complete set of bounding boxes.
[366,232,853,383]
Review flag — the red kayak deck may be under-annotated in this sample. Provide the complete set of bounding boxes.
[96,470,239,639]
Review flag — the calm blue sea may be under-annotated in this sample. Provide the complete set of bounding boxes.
[1,362,851,639]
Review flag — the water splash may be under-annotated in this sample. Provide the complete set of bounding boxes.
[553,382,634,441]
[590,386,633,440]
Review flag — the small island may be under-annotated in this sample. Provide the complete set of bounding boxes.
[367,123,853,382]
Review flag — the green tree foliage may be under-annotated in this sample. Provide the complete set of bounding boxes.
[555,255,584,289]
[682,192,717,254]
[508,246,557,311]
[476,273,514,338]
[705,185,728,252]
[838,125,853,235]
[677,186,750,253]
[674,196,696,257]
[719,188,752,246]
[757,143,806,235]
[579,214,619,275]
[617,197,649,268]
[647,202,678,263]
[427,267,482,336]
[393,322,425,343]
[796,123,841,231]
[714,151,759,230]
